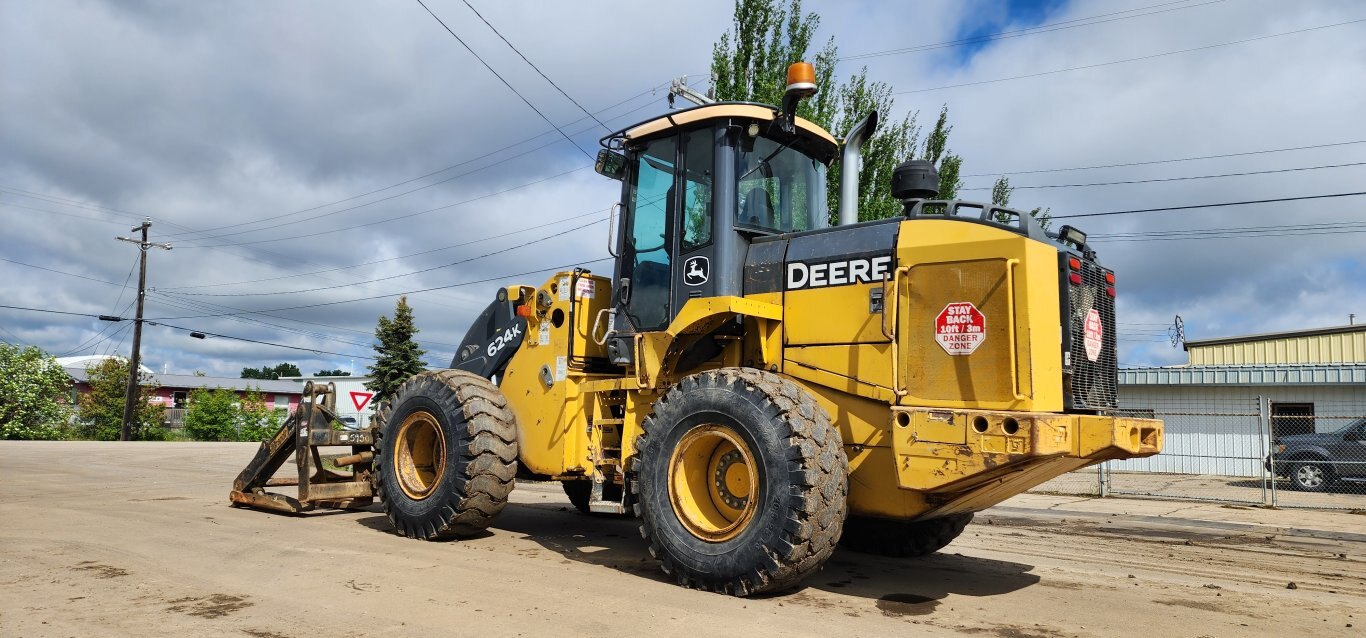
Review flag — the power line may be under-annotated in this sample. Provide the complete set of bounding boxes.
[1055,191,1366,219]
[459,0,611,133]
[145,257,614,320]
[57,299,138,357]
[842,0,1222,61]
[158,83,664,240]
[149,291,458,350]
[0,303,375,360]
[173,216,606,297]
[962,160,1366,191]
[180,165,587,248]
[172,93,667,248]
[413,0,594,160]
[963,139,1366,178]
[0,200,130,226]
[158,207,606,290]
[892,17,1366,95]
[0,256,123,286]
[1094,219,1366,239]
[150,321,379,360]
[148,294,379,350]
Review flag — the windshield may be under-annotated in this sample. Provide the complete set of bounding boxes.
[736,135,827,234]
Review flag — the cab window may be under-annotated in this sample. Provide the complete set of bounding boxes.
[736,134,827,234]
[680,129,714,252]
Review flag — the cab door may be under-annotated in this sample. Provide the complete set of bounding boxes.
[671,127,717,312]
[614,135,677,334]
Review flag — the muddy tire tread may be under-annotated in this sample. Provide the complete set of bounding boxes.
[374,369,518,540]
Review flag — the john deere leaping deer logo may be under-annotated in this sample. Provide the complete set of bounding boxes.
[684,256,709,286]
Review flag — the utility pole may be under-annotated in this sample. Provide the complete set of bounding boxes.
[115,219,172,441]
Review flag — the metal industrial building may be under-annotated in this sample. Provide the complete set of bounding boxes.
[1114,324,1366,478]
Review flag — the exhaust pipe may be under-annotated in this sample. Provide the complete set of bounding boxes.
[837,111,879,226]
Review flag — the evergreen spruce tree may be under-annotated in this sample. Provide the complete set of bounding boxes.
[366,296,427,404]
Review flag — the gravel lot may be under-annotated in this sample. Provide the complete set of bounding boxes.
[2,441,1363,637]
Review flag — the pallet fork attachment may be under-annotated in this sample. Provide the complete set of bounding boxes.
[229,381,378,513]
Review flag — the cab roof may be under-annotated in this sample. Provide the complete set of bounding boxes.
[609,102,839,158]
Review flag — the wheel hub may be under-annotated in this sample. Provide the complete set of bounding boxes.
[394,411,447,501]
[668,424,758,543]
[1296,465,1324,487]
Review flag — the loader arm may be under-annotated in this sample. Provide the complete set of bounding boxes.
[449,286,533,380]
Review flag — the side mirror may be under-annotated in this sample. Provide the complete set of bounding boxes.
[595,149,626,180]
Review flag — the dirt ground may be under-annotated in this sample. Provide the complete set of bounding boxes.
[1,442,1363,638]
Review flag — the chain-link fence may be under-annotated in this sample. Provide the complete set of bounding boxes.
[1031,394,1366,510]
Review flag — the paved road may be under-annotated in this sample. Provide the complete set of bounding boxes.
[1,442,1362,637]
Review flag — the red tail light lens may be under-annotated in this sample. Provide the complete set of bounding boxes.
[1069,273,1083,286]
[1105,272,1115,284]
[1068,257,1081,271]
[1106,286,1116,297]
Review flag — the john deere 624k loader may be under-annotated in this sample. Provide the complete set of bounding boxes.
[231,62,1162,596]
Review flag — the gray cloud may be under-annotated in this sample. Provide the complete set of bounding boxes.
[2,0,1362,375]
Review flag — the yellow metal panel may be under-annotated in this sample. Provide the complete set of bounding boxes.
[892,220,1062,412]
[501,272,611,476]
[785,284,888,345]
[784,343,894,391]
[1188,330,1366,365]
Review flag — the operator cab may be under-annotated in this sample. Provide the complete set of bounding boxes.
[597,102,838,366]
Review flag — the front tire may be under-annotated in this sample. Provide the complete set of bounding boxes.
[634,368,848,596]
[1289,461,1332,492]
[374,370,518,539]
[840,513,974,557]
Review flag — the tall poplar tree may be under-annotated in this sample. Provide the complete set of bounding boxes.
[709,0,963,223]
[366,296,427,404]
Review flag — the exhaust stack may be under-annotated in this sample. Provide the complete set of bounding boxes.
[837,111,879,226]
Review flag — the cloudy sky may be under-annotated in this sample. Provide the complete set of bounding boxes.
[2,0,1363,376]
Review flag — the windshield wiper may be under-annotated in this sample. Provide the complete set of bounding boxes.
[738,138,795,181]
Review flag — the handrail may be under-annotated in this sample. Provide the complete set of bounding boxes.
[1004,258,1028,401]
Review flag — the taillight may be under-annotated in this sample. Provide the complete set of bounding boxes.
[1069,273,1082,286]
[1106,286,1116,297]
[1105,272,1115,284]
[1068,257,1081,271]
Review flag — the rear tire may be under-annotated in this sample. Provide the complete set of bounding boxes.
[634,368,847,596]
[840,513,974,558]
[562,480,626,516]
[1289,461,1332,492]
[374,370,518,539]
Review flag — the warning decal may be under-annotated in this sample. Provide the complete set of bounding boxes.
[350,391,374,412]
[935,302,986,355]
[1083,308,1104,362]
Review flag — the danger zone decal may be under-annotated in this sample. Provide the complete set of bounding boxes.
[935,302,986,355]
[1083,308,1104,362]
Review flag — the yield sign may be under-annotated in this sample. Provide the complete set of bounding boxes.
[349,391,375,412]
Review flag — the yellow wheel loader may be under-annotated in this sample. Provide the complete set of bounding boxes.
[231,62,1162,596]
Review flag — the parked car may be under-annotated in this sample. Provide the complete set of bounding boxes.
[1266,417,1366,491]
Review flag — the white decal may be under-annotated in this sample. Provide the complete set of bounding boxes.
[558,276,570,301]
[787,255,891,290]
[934,302,986,355]
[538,321,550,346]
[555,355,567,382]
[684,256,709,286]
[576,278,595,299]
[1083,308,1104,362]
[486,323,523,357]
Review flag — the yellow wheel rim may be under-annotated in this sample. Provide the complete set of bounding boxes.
[667,424,758,543]
[394,411,447,501]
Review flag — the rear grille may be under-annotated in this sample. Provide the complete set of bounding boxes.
[1062,258,1118,411]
